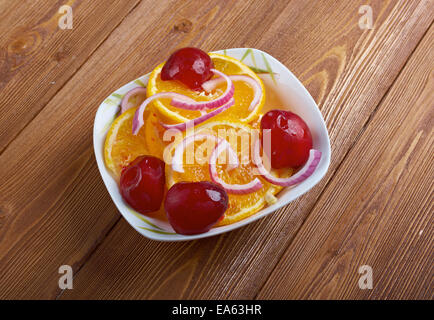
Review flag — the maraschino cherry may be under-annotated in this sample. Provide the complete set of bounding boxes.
[161,47,214,90]
[261,110,313,168]
[165,181,228,235]
[120,155,165,215]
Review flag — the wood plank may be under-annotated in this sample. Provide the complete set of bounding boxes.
[258,25,434,300]
[59,1,433,299]
[0,0,141,152]
[0,0,293,299]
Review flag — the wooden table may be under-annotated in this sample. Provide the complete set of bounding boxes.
[0,0,432,300]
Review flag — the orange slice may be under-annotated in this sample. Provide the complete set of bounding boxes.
[165,121,291,226]
[104,107,147,178]
[147,53,265,124]
[144,107,171,159]
[105,107,169,221]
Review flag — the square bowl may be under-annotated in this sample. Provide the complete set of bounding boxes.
[93,48,331,241]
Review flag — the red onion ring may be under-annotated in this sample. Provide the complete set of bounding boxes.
[160,98,235,132]
[209,140,263,195]
[253,139,321,187]
[172,134,239,173]
[121,87,147,114]
[132,69,236,134]
[132,92,196,135]
[202,74,262,111]
[170,69,234,110]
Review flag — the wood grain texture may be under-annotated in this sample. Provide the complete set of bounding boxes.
[56,0,433,299]
[258,25,434,300]
[0,0,141,153]
[0,0,293,299]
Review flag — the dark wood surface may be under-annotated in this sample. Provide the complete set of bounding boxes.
[0,0,432,299]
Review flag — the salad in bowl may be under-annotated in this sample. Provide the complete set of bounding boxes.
[94,47,330,240]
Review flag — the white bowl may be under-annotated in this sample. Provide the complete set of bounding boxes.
[93,48,331,241]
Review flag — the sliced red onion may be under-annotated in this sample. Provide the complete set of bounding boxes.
[202,74,262,111]
[172,134,239,173]
[132,92,196,135]
[209,140,263,195]
[121,87,147,114]
[170,69,234,110]
[253,139,321,187]
[160,98,235,132]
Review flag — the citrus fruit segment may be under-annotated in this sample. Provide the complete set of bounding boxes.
[165,121,291,226]
[144,107,172,159]
[147,53,265,124]
[104,107,147,178]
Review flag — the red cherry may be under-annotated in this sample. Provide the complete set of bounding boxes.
[164,181,228,235]
[120,156,165,215]
[261,110,313,168]
[161,47,214,90]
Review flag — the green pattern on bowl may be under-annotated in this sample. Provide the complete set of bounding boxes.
[128,208,176,235]
[138,227,176,235]
[103,98,119,106]
[134,79,146,87]
[111,93,124,99]
[261,52,276,84]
